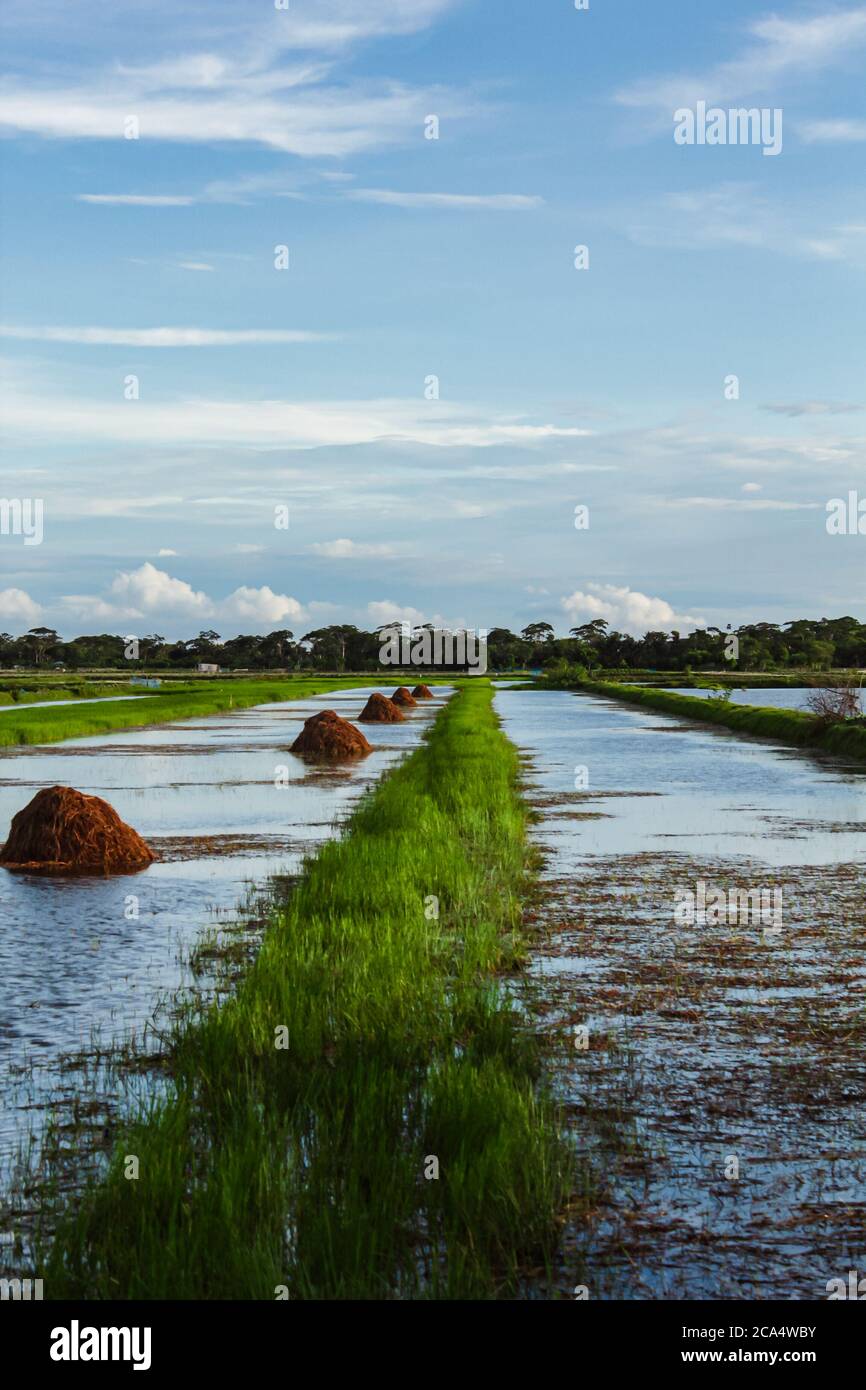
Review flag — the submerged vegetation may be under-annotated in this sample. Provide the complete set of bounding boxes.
[39,684,574,1299]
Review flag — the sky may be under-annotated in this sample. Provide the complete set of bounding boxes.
[1,0,865,641]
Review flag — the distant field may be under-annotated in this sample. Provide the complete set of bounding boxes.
[0,676,437,747]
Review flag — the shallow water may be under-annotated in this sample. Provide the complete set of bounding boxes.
[0,686,447,1175]
[0,694,147,714]
[497,687,866,867]
[669,686,815,711]
[494,686,866,1301]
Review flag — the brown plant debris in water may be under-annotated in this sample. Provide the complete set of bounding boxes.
[357,692,406,723]
[0,785,156,876]
[411,684,434,699]
[391,686,418,707]
[289,709,372,759]
[528,841,866,1300]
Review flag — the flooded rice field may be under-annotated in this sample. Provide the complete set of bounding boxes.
[670,686,817,710]
[495,686,866,1300]
[0,686,448,1194]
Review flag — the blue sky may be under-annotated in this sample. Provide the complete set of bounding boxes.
[1,0,865,640]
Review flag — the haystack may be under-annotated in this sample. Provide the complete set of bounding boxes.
[0,785,156,876]
[290,709,372,759]
[358,692,405,723]
[391,687,418,707]
[411,684,434,699]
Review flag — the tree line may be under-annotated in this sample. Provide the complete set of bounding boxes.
[1,617,864,673]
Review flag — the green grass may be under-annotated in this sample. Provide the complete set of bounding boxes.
[0,677,401,747]
[569,679,866,760]
[41,683,573,1299]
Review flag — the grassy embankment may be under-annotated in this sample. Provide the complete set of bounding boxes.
[589,670,841,689]
[565,678,866,760]
[0,676,401,748]
[42,683,573,1299]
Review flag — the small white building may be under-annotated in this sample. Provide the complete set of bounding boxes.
[197,663,220,675]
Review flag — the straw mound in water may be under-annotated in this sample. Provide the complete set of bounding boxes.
[0,785,157,876]
[358,692,405,723]
[411,684,434,699]
[290,709,372,759]
[391,687,418,707]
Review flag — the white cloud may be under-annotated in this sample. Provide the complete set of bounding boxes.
[77,193,195,206]
[347,190,543,210]
[110,563,211,615]
[367,599,427,628]
[626,184,866,265]
[616,9,866,119]
[799,118,866,144]
[219,586,304,624]
[0,3,470,159]
[365,599,471,631]
[310,538,398,558]
[0,325,332,347]
[761,400,863,417]
[741,483,762,493]
[157,548,178,557]
[59,594,139,623]
[177,262,215,273]
[561,583,706,636]
[652,496,820,512]
[0,588,41,625]
[58,568,305,632]
[0,389,591,449]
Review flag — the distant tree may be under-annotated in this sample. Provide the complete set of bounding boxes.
[24,627,60,666]
[520,622,555,644]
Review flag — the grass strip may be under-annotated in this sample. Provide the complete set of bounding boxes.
[569,679,866,760]
[42,683,573,1299]
[0,677,389,748]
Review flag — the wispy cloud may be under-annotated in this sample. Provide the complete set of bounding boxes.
[347,189,543,210]
[76,193,195,206]
[650,496,821,512]
[616,8,866,122]
[0,389,592,449]
[626,183,866,264]
[0,0,472,157]
[799,117,866,143]
[761,400,863,417]
[310,538,400,558]
[0,325,333,347]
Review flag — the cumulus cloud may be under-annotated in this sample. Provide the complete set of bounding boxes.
[367,599,428,628]
[365,599,471,631]
[110,562,211,615]
[0,588,41,625]
[561,584,706,636]
[58,566,306,632]
[219,585,304,625]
